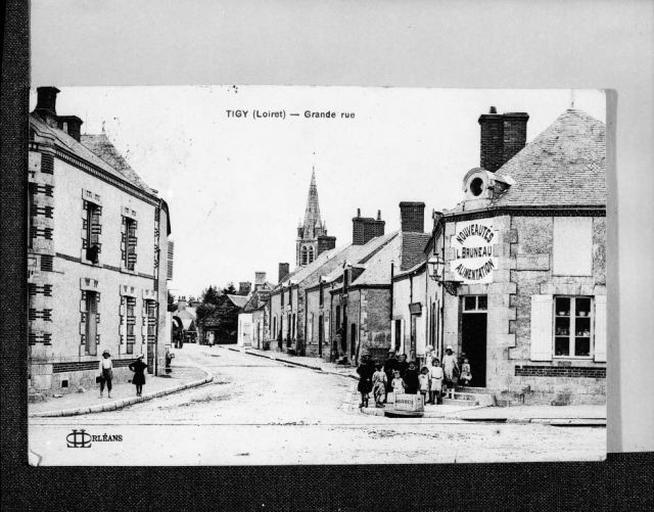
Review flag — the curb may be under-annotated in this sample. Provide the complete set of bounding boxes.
[232,347,359,380]
[29,367,214,418]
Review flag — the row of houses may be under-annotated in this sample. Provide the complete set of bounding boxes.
[237,105,607,404]
[27,87,174,395]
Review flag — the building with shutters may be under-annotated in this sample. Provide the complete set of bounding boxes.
[237,272,274,349]
[424,107,606,404]
[27,87,173,395]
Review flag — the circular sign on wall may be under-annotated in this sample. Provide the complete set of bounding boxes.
[450,220,497,283]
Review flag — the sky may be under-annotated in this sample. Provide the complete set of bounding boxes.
[32,87,605,297]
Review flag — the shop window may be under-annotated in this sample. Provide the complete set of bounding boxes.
[554,296,592,357]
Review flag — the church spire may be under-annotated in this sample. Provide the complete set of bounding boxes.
[302,167,322,236]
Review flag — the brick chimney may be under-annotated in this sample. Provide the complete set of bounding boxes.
[317,235,336,255]
[478,106,529,172]
[34,86,60,126]
[57,115,83,142]
[352,209,385,245]
[278,262,290,283]
[238,282,252,295]
[254,272,266,288]
[399,202,425,233]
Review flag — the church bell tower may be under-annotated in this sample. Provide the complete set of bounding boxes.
[296,168,336,266]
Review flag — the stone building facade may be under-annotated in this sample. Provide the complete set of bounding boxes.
[427,107,606,404]
[27,87,173,395]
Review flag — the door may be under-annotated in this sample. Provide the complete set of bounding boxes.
[461,310,487,387]
[410,315,417,361]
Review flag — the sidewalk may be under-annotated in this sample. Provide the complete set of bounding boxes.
[29,364,213,417]
[228,345,359,380]
[360,401,606,425]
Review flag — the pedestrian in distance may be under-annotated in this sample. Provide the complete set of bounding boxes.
[129,354,148,397]
[372,363,388,408]
[429,357,444,404]
[460,358,472,387]
[442,345,459,390]
[391,370,405,399]
[98,350,113,399]
[396,353,409,379]
[384,350,399,395]
[403,361,420,394]
[356,355,374,408]
[418,366,430,405]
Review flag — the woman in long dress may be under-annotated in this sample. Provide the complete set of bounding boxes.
[128,354,148,397]
[442,345,459,391]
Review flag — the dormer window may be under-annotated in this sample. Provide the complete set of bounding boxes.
[470,177,484,197]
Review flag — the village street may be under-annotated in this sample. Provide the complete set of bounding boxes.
[29,344,605,465]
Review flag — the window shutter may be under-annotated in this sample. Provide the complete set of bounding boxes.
[400,319,406,354]
[594,295,607,362]
[530,294,553,361]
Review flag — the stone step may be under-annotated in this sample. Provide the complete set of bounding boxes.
[442,398,479,406]
[455,386,494,394]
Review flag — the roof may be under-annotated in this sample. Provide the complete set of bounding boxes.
[30,114,158,196]
[81,134,158,195]
[318,232,399,285]
[226,294,250,309]
[491,109,606,207]
[399,232,431,270]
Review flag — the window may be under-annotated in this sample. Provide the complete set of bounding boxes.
[121,216,138,271]
[463,295,487,312]
[83,202,102,263]
[145,300,157,344]
[84,291,99,356]
[121,296,137,354]
[301,246,308,265]
[554,296,592,357]
[281,289,284,307]
[308,247,314,264]
[470,177,484,196]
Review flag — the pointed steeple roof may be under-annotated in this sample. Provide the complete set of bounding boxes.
[302,167,322,236]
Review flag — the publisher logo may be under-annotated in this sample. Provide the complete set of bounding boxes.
[66,429,123,448]
[66,429,92,448]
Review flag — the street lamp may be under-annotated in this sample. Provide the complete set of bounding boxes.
[427,254,460,296]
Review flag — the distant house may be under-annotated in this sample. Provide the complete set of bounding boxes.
[199,293,250,344]
[172,296,198,345]
[237,272,273,349]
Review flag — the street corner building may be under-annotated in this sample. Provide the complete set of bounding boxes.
[420,106,607,405]
[27,86,174,396]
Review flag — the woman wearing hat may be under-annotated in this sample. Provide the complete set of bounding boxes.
[98,350,113,398]
[442,345,459,394]
[128,354,148,397]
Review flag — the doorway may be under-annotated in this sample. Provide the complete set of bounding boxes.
[318,315,324,357]
[461,295,487,387]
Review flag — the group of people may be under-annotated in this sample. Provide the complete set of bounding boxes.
[355,345,473,408]
[97,350,149,398]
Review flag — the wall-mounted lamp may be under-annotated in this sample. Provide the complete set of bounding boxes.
[427,254,460,296]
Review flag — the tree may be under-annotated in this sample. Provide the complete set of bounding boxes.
[196,285,221,323]
[222,282,237,295]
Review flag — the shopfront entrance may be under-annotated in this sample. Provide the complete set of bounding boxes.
[461,295,487,387]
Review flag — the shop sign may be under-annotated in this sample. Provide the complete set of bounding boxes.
[450,220,497,283]
[409,302,422,315]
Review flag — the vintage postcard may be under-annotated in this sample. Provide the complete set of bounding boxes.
[27,85,607,465]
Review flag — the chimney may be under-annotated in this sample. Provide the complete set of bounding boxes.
[479,107,529,172]
[238,282,252,295]
[57,115,83,142]
[34,86,60,126]
[352,209,385,245]
[502,112,529,164]
[255,272,266,288]
[177,297,188,311]
[399,202,425,233]
[317,235,336,255]
[352,208,365,245]
[278,262,290,283]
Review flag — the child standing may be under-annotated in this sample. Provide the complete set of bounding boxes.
[429,357,444,404]
[418,366,430,406]
[460,358,472,386]
[391,370,405,400]
[372,363,388,408]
